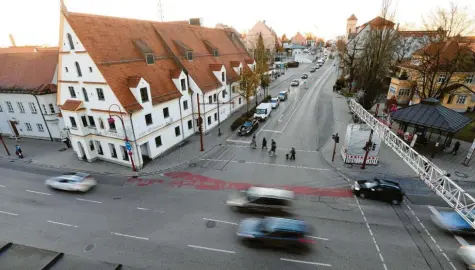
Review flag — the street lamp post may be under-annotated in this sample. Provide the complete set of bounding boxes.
[107,104,136,172]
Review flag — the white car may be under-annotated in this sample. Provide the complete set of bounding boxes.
[457,245,475,269]
[45,172,97,192]
[270,98,280,108]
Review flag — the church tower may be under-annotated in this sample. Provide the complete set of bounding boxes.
[346,14,358,41]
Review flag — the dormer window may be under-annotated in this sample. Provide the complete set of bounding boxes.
[140,87,149,103]
[67,33,75,50]
[213,49,218,57]
[146,53,155,65]
[186,51,193,61]
[221,72,225,82]
[180,79,187,91]
[240,67,242,74]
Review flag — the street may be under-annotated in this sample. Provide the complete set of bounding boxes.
[0,60,470,269]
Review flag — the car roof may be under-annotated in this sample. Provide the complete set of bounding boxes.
[247,187,294,199]
[265,217,307,233]
[271,97,278,100]
[439,211,472,228]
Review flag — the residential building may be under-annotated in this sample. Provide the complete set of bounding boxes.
[387,40,475,112]
[290,32,306,46]
[0,49,64,140]
[244,20,278,60]
[58,8,255,168]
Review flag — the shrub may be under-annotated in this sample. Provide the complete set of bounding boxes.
[230,106,257,131]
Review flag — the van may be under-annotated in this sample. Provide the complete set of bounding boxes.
[227,187,294,213]
[254,103,272,121]
[278,91,288,101]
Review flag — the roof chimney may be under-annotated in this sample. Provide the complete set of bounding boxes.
[189,18,202,26]
[9,34,16,47]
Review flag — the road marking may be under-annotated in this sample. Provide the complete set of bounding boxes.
[199,158,330,171]
[454,235,469,246]
[0,210,18,216]
[406,204,457,270]
[203,218,238,225]
[225,139,250,144]
[137,207,149,210]
[260,129,282,133]
[47,220,78,228]
[0,184,6,187]
[111,232,149,241]
[76,198,102,204]
[280,258,331,267]
[278,114,284,123]
[188,245,235,254]
[354,196,388,270]
[26,190,51,196]
[308,236,329,241]
[136,207,164,213]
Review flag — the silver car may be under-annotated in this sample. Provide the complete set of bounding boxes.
[45,172,97,192]
[457,245,475,269]
[227,187,294,213]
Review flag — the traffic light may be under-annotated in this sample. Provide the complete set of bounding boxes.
[372,143,377,151]
[363,141,372,151]
[332,133,339,143]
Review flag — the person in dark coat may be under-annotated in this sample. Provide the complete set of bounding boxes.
[262,137,267,150]
[289,147,296,160]
[450,141,461,155]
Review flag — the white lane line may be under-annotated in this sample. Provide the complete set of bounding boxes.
[454,235,470,246]
[280,258,331,267]
[260,129,282,133]
[354,196,388,270]
[199,158,329,171]
[26,190,51,196]
[76,198,102,204]
[111,232,149,241]
[47,220,78,228]
[0,184,6,187]
[188,245,235,254]
[278,114,284,123]
[406,204,457,270]
[136,207,164,213]
[307,236,329,241]
[0,210,18,216]
[225,139,250,144]
[203,218,238,226]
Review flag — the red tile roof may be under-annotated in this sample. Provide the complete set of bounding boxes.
[127,76,141,88]
[209,64,223,71]
[360,16,395,30]
[0,46,58,54]
[0,51,58,94]
[230,61,241,68]
[398,30,439,38]
[61,99,83,111]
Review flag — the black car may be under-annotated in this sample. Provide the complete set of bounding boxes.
[351,178,404,205]
[301,74,308,79]
[309,68,316,73]
[237,119,259,136]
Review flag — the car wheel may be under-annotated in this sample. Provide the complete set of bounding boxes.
[231,206,240,212]
[391,199,401,205]
[359,192,366,199]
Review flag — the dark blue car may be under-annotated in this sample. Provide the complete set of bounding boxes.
[237,217,314,252]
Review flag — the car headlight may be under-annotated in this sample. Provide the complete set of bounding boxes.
[354,186,360,190]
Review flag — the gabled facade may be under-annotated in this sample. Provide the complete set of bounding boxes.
[0,50,64,141]
[58,9,255,169]
[244,21,278,59]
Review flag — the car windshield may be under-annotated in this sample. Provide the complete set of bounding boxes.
[363,181,378,188]
[271,99,277,103]
[279,93,285,96]
[256,109,266,114]
[243,121,252,127]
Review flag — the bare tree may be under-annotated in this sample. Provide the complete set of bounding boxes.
[356,0,399,109]
[337,36,361,89]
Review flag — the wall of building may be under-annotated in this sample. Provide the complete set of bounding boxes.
[387,78,415,105]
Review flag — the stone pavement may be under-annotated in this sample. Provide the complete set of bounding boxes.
[320,92,475,196]
[0,66,309,177]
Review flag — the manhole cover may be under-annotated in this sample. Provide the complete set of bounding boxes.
[58,148,67,152]
[189,163,197,167]
[113,197,121,200]
[238,160,246,163]
[83,243,95,252]
[206,220,216,228]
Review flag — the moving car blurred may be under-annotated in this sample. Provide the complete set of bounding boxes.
[431,210,475,234]
[270,97,280,108]
[45,172,96,192]
[290,79,300,87]
[227,187,294,213]
[237,119,259,136]
[237,217,314,252]
[309,67,316,73]
[351,178,404,205]
[457,245,475,269]
[278,91,288,101]
[301,73,309,79]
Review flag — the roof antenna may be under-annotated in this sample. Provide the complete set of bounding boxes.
[157,0,164,22]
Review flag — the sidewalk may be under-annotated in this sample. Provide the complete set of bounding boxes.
[0,68,307,177]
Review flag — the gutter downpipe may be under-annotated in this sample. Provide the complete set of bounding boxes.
[33,94,53,141]
[129,112,142,171]
[178,95,185,141]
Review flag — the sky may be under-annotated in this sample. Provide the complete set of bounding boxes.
[0,0,474,47]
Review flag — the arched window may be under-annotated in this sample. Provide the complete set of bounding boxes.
[82,88,89,102]
[67,33,75,50]
[75,62,82,77]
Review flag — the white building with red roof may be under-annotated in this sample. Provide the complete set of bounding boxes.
[57,6,255,169]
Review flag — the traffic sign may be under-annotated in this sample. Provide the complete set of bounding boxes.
[125,141,132,151]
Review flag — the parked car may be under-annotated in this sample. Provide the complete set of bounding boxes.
[254,103,272,121]
[45,172,97,192]
[287,61,299,68]
[457,245,475,269]
[278,91,288,101]
[237,119,259,136]
[351,178,404,205]
[237,217,315,252]
[290,79,300,87]
[301,73,309,79]
[309,68,316,73]
[227,187,294,213]
[270,97,280,108]
[315,64,320,69]
[431,210,475,234]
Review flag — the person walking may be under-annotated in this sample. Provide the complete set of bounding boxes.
[269,139,276,156]
[450,141,461,156]
[15,144,23,159]
[262,137,267,150]
[251,134,257,149]
[289,147,296,160]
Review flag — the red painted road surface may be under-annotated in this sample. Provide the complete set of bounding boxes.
[127,172,353,198]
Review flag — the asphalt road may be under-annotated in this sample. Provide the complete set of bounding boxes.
[0,59,471,269]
